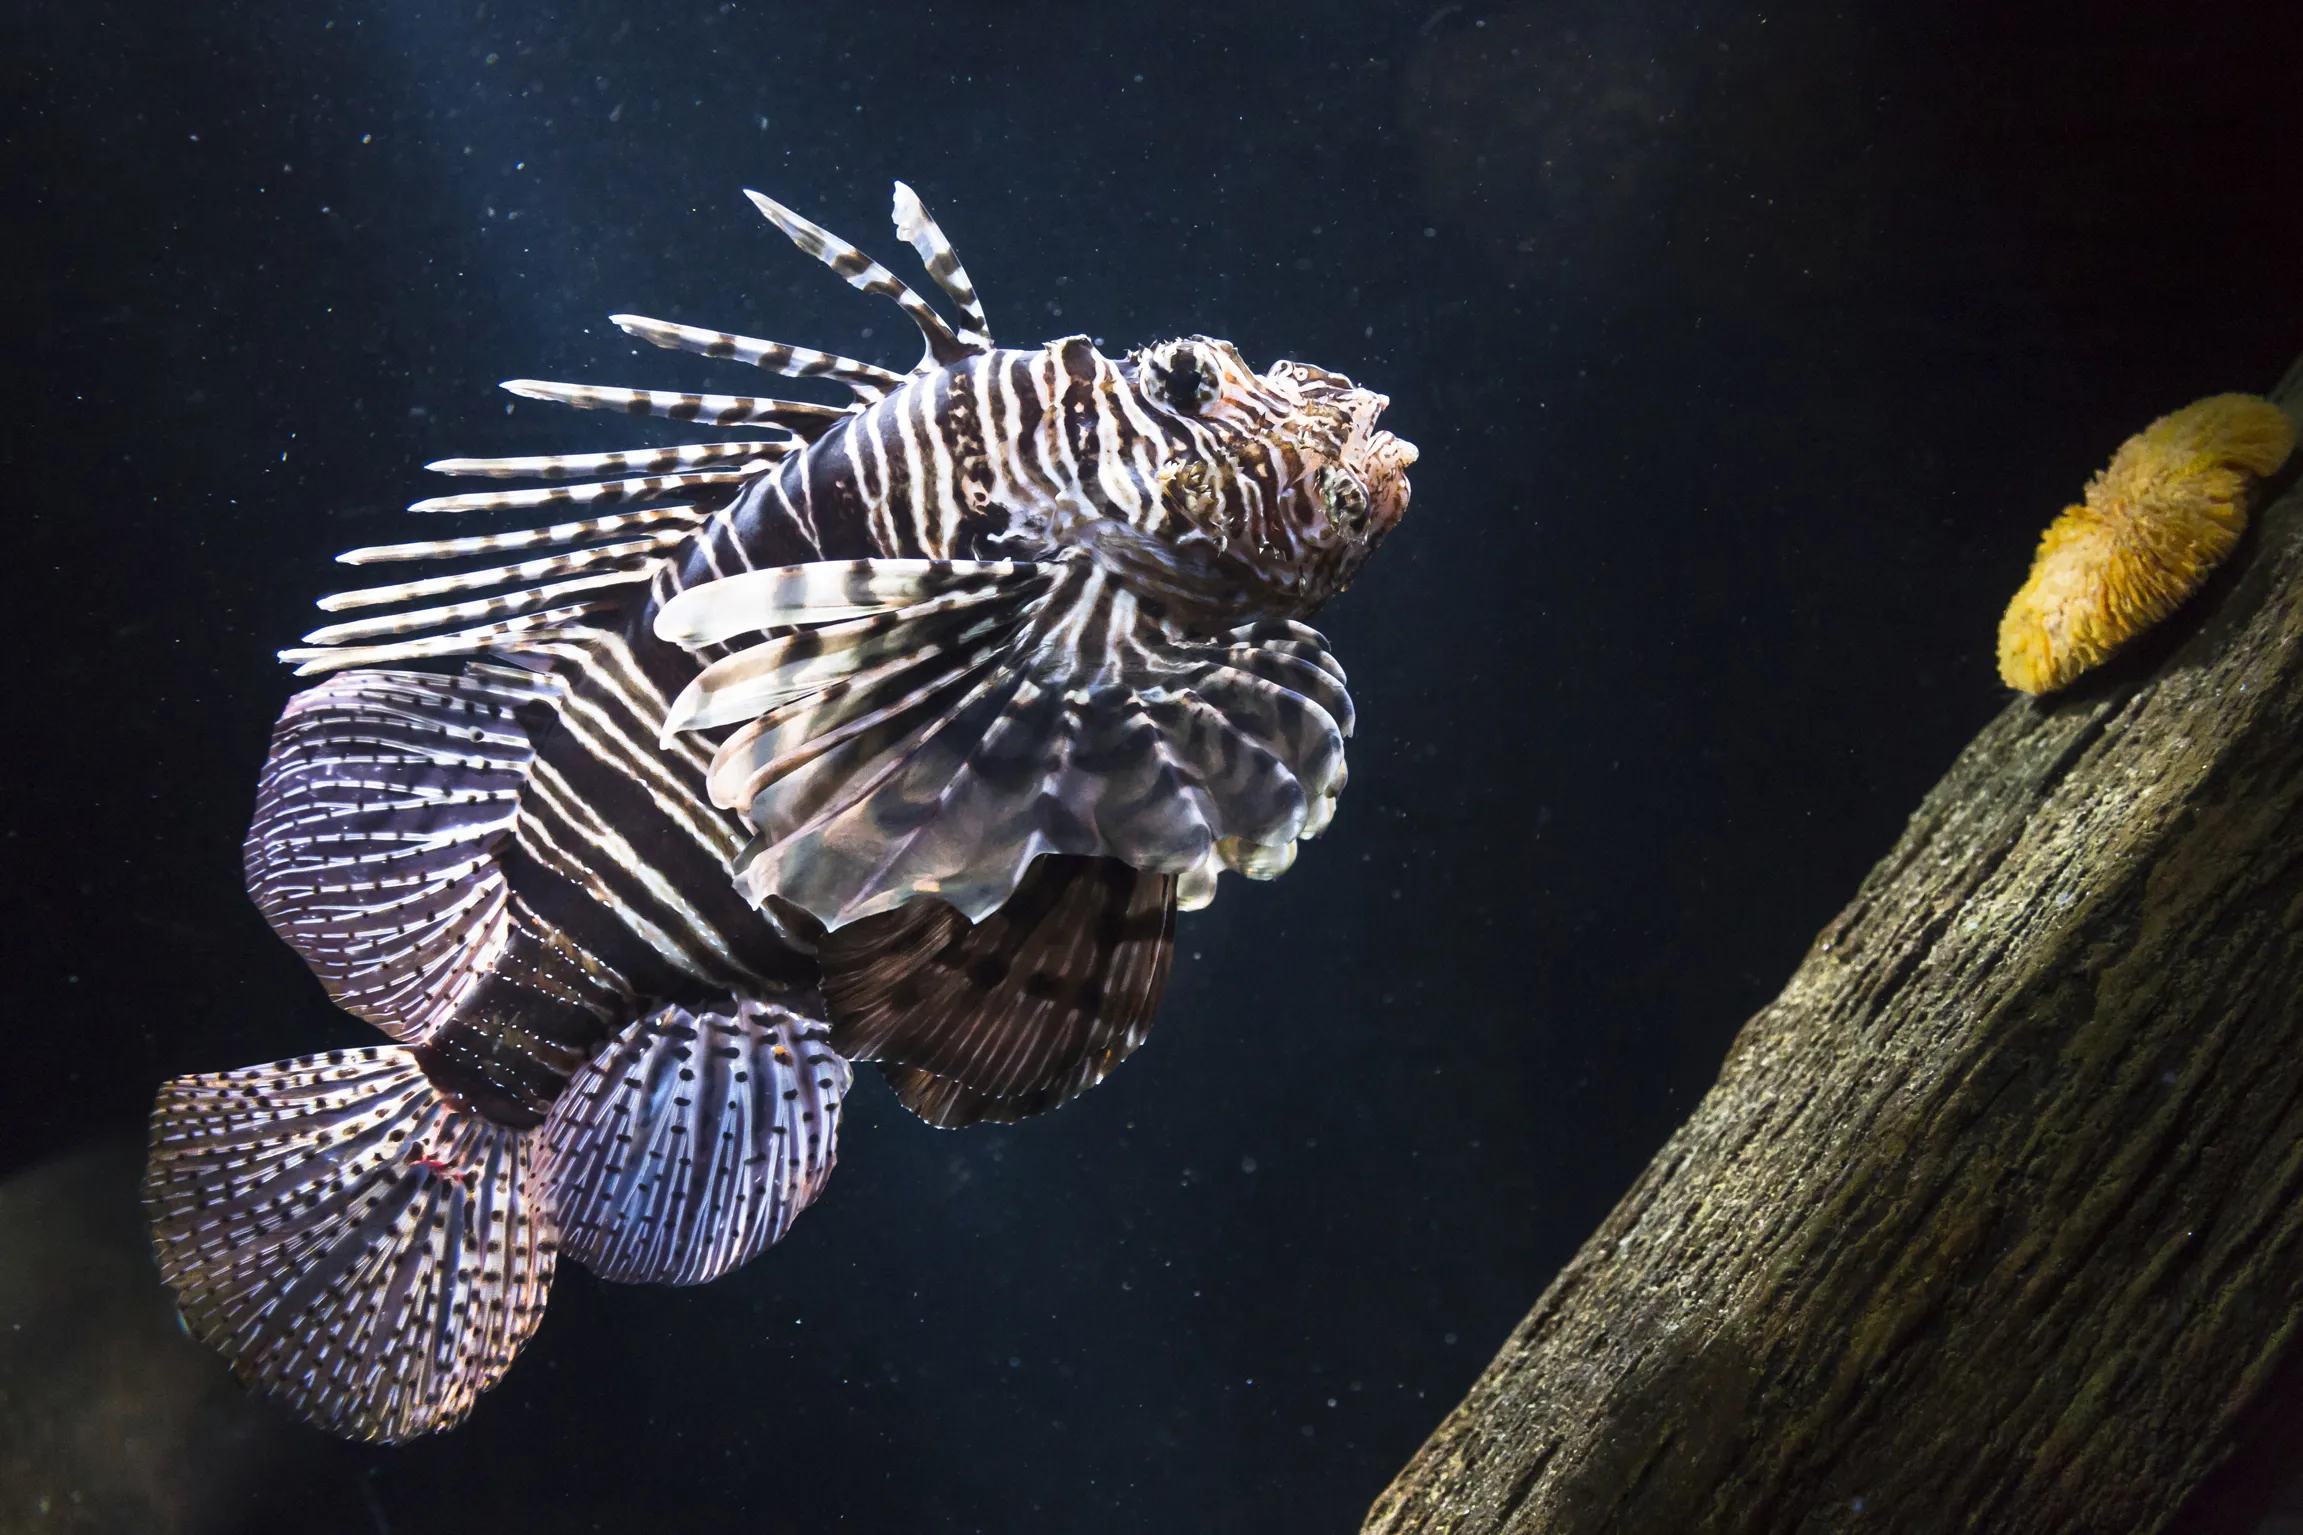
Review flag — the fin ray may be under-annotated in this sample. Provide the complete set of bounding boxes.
[426,441,794,480]
[653,557,1036,649]
[706,641,1016,816]
[279,601,623,675]
[500,379,854,439]
[337,506,704,566]
[741,190,974,368]
[299,570,657,647]
[319,532,689,612]
[611,314,905,401]
[658,569,1039,737]
[890,181,991,348]
[408,467,764,516]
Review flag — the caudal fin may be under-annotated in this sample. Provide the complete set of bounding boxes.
[143,1048,555,1443]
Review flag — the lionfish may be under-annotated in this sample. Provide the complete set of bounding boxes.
[143,182,1417,1441]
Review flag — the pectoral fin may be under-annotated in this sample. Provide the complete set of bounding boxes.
[655,556,1354,929]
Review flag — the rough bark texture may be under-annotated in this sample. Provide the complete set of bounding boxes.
[1367,360,2303,1535]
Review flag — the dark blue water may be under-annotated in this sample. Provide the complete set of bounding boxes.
[7,2,2298,1530]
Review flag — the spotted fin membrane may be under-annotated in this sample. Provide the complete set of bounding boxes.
[536,1000,849,1285]
[820,854,1177,1128]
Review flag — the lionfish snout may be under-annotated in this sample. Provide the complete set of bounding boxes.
[1281,380,1415,601]
[1352,407,1418,549]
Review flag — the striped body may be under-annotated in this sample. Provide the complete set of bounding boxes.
[429,327,1414,1119]
[671,339,1210,582]
[410,340,1221,1123]
[409,626,810,1126]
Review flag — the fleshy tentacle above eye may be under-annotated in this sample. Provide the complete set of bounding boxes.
[654,555,1356,928]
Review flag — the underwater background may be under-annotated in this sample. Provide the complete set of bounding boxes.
[5,1,2299,1530]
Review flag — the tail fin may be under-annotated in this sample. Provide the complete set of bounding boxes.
[142,1048,555,1443]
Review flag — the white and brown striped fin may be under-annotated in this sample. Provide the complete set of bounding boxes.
[655,554,1358,928]
[658,561,1043,802]
[298,570,658,647]
[499,379,854,439]
[243,668,557,1043]
[742,189,976,369]
[890,181,990,350]
[279,601,624,675]
[294,492,725,674]
[651,556,1033,646]
[338,506,706,566]
[426,441,794,480]
[408,466,766,516]
[672,604,1028,781]
[318,534,692,613]
[143,1047,556,1443]
[611,314,907,403]
[536,999,848,1285]
[821,855,1174,1128]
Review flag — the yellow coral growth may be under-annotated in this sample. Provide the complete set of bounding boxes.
[1997,393,2294,694]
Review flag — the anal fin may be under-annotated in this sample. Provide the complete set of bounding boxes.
[142,1048,556,1443]
[820,855,1177,1128]
[536,999,850,1285]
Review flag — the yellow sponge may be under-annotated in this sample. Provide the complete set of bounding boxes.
[1998,393,2293,694]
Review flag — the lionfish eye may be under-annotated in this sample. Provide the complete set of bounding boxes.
[1315,466,1370,533]
[1147,346,1218,414]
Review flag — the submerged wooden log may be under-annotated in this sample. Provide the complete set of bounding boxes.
[1367,361,2303,1535]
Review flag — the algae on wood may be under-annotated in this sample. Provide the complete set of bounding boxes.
[1367,362,2303,1535]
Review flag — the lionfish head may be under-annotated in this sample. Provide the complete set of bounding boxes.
[1125,336,1417,618]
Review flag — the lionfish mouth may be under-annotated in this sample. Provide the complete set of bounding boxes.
[1314,383,1414,556]
[1349,392,1418,541]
